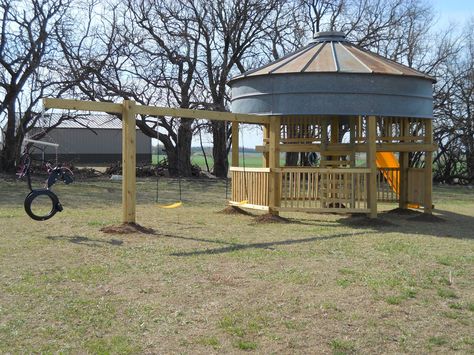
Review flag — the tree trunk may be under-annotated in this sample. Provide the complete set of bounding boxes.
[212,120,228,178]
[167,118,193,177]
[0,107,21,172]
[465,139,474,181]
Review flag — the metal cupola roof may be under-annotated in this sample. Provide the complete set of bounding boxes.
[229,31,435,118]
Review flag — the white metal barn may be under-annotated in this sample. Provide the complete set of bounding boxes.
[29,113,152,165]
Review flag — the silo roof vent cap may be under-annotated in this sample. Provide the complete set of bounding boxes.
[311,31,347,43]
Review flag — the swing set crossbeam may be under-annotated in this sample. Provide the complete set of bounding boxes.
[43,98,269,124]
[42,98,268,224]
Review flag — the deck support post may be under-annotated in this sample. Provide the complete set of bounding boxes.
[122,100,136,223]
[231,121,239,167]
[424,119,433,214]
[268,117,281,215]
[262,124,270,167]
[320,118,328,166]
[350,118,356,208]
[367,116,377,218]
[331,116,339,143]
[349,118,356,167]
[399,118,409,209]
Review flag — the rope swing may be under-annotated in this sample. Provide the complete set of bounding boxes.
[155,118,182,209]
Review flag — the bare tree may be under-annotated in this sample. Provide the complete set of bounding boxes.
[56,0,206,176]
[185,0,287,177]
[433,20,474,183]
[0,0,71,171]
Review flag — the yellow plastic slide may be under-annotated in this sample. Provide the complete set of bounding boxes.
[376,152,419,208]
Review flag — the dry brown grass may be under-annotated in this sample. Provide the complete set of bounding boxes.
[0,176,473,353]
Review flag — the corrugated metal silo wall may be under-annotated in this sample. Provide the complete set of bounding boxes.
[231,73,434,118]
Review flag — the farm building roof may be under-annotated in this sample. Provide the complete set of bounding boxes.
[1,114,121,148]
[37,113,123,129]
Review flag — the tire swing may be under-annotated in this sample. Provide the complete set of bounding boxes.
[17,136,74,221]
[24,189,63,221]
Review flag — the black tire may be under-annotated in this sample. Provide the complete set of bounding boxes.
[24,189,62,221]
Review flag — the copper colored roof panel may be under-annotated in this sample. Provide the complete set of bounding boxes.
[344,45,402,75]
[273,43,323,73]
[230,32,435,83]
[248,45,311,76]
[304,42,337,72]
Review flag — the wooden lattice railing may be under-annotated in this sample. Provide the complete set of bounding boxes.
[230,166,422,213]
[377,167,400,202]
[377,117,427,143]
[277,168,370,213]
[230,167,270,209]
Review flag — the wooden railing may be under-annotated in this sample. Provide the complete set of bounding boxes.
[230,166,411,213]
[408,168,424,205]
[230,167,270,210]
[277,168,370,213]
[377,168,400,202]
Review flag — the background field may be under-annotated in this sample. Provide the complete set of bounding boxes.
[0,176,473,353]
[152,152,285,170]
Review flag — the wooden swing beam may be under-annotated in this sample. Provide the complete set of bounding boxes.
[43,98,269,223]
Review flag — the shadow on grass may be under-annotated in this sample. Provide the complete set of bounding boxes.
[168,231,369,257]
[168,207,474,257]
[47,235,123,247]
[337,208,474,240]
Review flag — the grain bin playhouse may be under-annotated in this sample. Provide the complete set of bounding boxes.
[227,31,436,218]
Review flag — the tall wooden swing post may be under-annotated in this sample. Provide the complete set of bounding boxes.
[122,100,137,223]
[42,98,138,223]
[231,121,239,167]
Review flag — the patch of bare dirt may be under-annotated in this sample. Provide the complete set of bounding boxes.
[409,213,445,223]
[384,207,422,216]
[254,213,290,224]
[219,206,253,216]
[100,222,156,234]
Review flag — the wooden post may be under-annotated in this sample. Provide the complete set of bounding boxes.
[320,118,328,166]
[262,124,269,167]
[399,118,409,209]
[367,116,377,218]
[231,121,239,167]
[350,118,356,208]
[424,119,433,214]
[122,100,136,223]
[349,117,356,167]
[268,117,281,215]
[357,115,363,142]
[331,116,339,143]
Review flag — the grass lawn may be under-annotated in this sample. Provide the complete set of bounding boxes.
[0,175,473,353]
